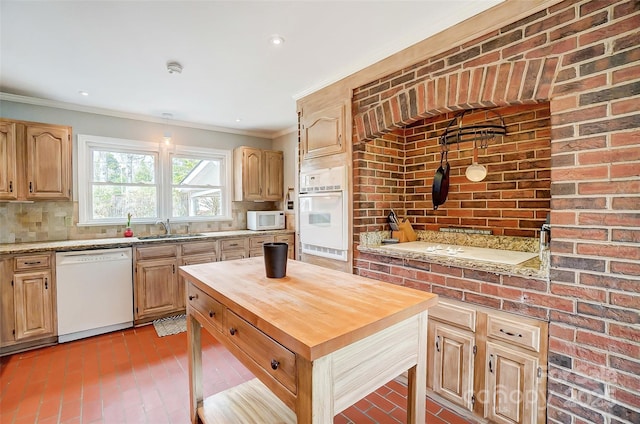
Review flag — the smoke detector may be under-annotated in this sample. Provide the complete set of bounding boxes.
[166,61,183,74]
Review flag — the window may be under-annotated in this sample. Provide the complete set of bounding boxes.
[78,135,232,225]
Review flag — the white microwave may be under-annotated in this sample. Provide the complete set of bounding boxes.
[247,211,285,231]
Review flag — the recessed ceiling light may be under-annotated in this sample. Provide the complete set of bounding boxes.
[235,118,242,122]
[78,90,89,96]
[269,35,285,46]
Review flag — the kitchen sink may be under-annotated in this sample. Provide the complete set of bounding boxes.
[137,233,204,240]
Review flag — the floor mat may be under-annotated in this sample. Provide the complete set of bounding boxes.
[153,314,186,337]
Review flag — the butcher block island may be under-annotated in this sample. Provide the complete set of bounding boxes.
[180,257,438,424]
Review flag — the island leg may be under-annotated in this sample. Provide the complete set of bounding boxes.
[188,313,203,424]
[406,312,427,424]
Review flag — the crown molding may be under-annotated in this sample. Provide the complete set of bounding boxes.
[0,92,276,139]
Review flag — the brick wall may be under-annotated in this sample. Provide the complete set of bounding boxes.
[354,103,551,237]
[351,1,640,423]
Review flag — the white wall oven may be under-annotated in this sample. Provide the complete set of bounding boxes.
[299,166,348,261]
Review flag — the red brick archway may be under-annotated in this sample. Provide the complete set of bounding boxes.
[353,58,559,142]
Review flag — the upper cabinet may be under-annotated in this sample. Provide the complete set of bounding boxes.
[0,121,18,200]
[234,147,283,201]
[0,119,72,201]
[299,101,346,160]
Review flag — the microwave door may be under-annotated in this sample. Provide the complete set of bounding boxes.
[299,192,345,250]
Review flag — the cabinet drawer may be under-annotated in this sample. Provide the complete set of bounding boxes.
[14,254,51,271]
[226,310,296,394]
[136,244,178,260]
[220,238,247,251]
[181,241,216,256]
[274,234,294,244]
[430,301,476,332]
[487,314,540,352]
[187,283,224,332]
[249,235,274,250]
[181,254,216,266]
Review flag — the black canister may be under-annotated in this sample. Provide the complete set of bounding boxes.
[263,242,288,278]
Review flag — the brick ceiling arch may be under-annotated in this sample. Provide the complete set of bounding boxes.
[353,57,560,143]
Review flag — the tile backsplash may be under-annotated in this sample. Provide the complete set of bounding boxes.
[0,201,278,244]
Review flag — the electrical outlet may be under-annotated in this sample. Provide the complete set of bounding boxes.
[65,216,73,227]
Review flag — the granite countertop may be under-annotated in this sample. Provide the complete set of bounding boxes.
[358,230,549,281]
[0,229,295,254]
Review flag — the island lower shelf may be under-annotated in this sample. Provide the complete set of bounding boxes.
[198,378,295,424]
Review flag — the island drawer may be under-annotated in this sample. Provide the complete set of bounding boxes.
[187,283,224,332]
[135,244,178,260]
[486,314,540,352]
[181,241,217,256]
[14,254,51,271]
[226,310,296,394]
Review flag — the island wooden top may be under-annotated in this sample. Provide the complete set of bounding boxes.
[180,257,438,361]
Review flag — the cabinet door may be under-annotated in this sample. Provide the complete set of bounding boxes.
[263,150,283,200]
[301,102,345,160]
[431,321,475,411]
[1,258,15,345]
[240,147,263,201]
[25,124,72,200]
[13,270,54,341]
[135,258,178,320]
[275,234,295,259]
[485,341,539,424]
[0,121,18,200]
[179,254,216,309]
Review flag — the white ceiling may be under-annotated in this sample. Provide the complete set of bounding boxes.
[1,0,503,138]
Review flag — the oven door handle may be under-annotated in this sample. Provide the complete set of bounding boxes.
[299,191,342,198]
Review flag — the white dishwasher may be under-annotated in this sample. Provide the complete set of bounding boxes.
[56,247,133,343]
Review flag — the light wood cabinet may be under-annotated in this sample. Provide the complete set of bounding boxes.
[430,320,475,411]
[134,241,217,323]
[135,257,178,320]
[248,235,274,257]
[0,119,72,201]
[485,341,540,424]
[178,241,217,309]
[233,146,283,201]
[427,299,547,424]
[0,121,18,200]
[219,238,248,261]
[1,253,56,355]
[275,234,295,259]
[299,101,346,160]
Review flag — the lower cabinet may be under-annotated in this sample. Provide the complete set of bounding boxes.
[135,245,179,323]
[134,241,217,324]
[219,238,248,261]
[427,299,548,424]
[132,232,295,325]
[1,253,57,355]
[430,321,475,411]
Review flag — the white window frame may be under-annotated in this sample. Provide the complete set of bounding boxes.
[77,134,232,225]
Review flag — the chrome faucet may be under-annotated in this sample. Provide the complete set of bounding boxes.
[155,218,171,235]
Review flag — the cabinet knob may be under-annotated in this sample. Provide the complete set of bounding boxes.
[188,294,198,301]
[209,311,215,318]
[271,359,280,370]
[229,328,237,336]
